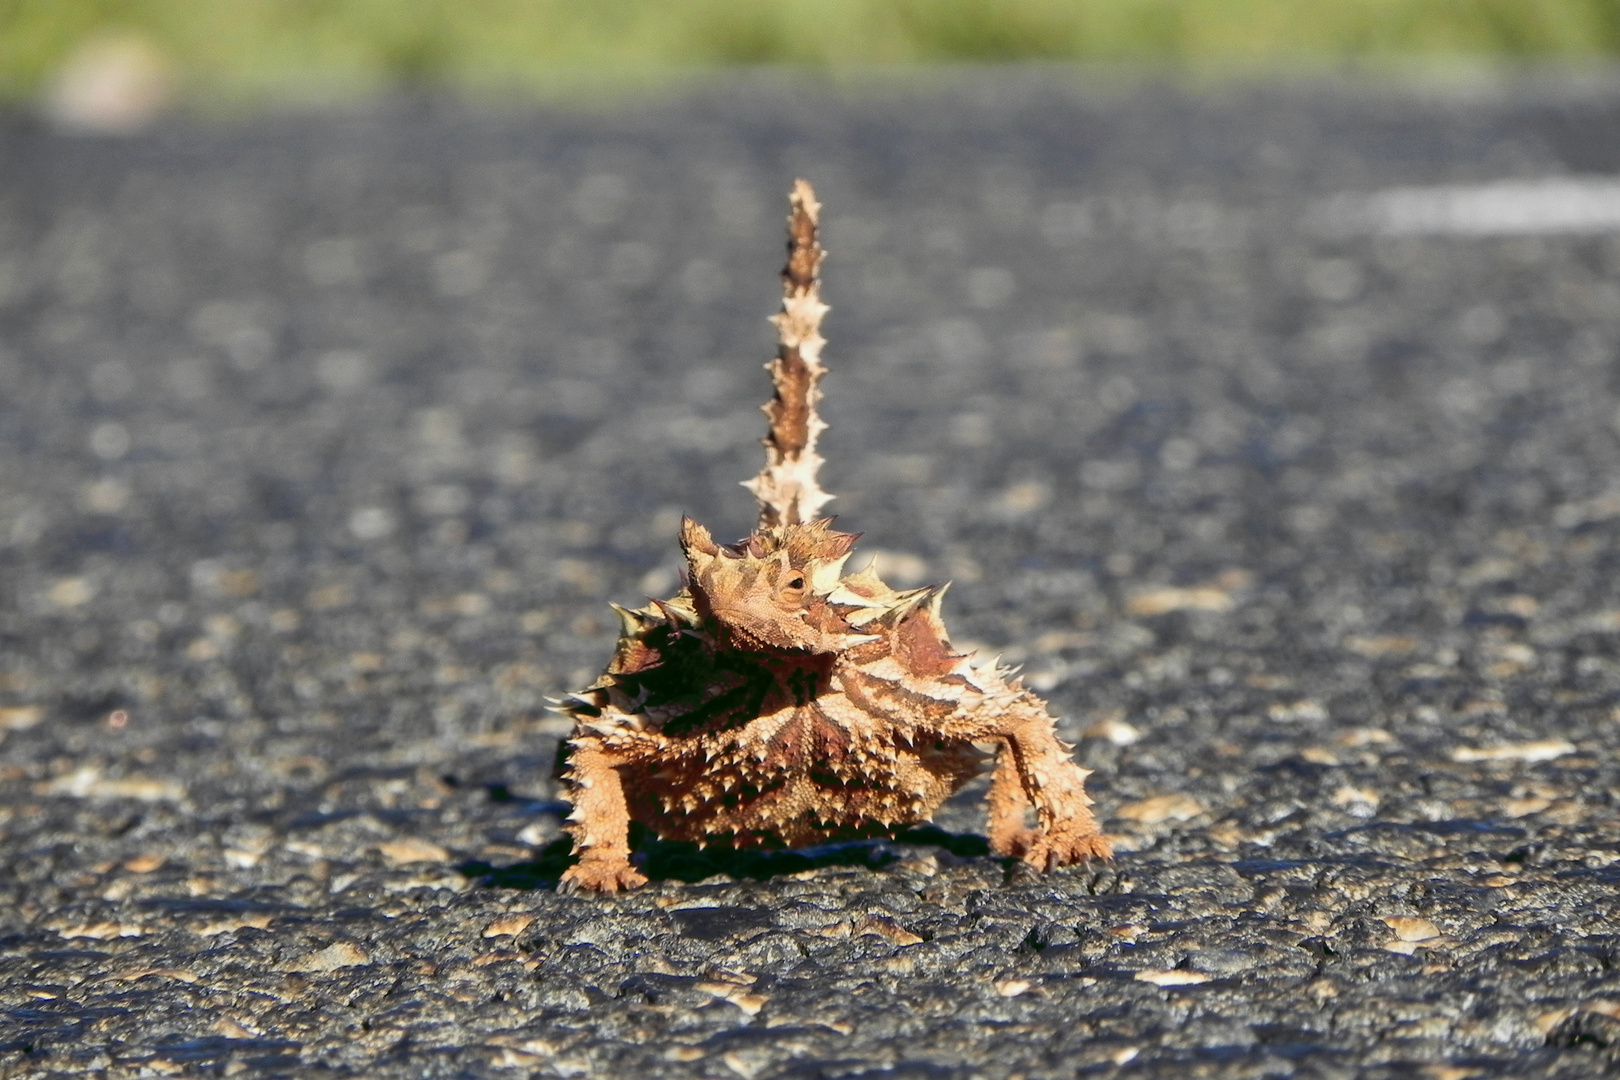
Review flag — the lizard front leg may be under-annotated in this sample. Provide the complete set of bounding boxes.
[986,740,1039,858]
[948,700,1111,870]
[558,736,648,893]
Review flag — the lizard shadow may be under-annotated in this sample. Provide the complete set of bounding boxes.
[459,823,992,892]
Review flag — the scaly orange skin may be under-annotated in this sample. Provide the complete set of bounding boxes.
[557,180,1109,892]
[557,518,1109,893]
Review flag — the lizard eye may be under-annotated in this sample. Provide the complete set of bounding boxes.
[777,572,807,604]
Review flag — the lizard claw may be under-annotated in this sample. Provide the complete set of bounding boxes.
[559,858,648,894]
[1020,827,1113,872]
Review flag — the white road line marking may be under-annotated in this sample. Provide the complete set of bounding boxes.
[1314,176,1620,236]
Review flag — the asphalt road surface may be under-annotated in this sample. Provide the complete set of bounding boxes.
[4,71,1620,1078]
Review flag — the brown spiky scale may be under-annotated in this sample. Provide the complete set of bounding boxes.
[557,180,1109,893]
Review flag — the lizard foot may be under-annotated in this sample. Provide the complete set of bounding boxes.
[1020,826,1113,872]
[558,857,648,894]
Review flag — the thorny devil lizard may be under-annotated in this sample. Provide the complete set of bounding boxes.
[557,180,1111,892]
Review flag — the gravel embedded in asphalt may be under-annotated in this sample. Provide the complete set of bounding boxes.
[3,73,1620,1077]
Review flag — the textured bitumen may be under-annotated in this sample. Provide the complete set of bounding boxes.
[3,72,1620,1078]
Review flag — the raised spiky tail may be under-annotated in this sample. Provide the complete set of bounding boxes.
[744,179,832,528]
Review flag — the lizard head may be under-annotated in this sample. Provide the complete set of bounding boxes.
[679,516,865,654]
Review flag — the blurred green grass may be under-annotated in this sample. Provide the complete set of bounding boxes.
[6,0,1620,104]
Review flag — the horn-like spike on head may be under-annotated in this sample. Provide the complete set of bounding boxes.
[680,517,720,558]
[610,602,643,637]
[819,526,859,561]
